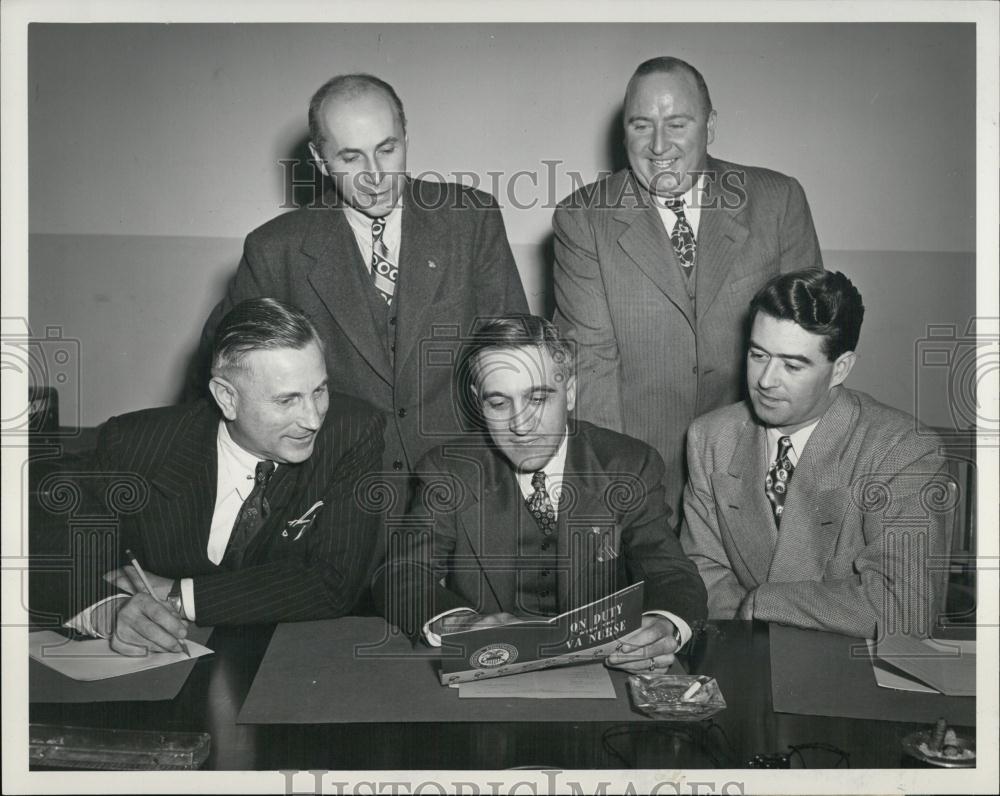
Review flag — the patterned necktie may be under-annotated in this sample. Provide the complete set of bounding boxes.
[526,471,556,538]
[764,436,795,527]
[370,217,398,305]
[222,460,276,570]
[664,197,697,279]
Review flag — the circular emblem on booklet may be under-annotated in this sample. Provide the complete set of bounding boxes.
[470,643,519,669]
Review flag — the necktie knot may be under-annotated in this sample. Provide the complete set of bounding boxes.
[254,460,276,487]
[664,196,686,215]
[371,218,385,240]
[530,470,547,492]
[776,436,793,462]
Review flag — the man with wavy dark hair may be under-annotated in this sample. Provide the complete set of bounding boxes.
[377,314,706,675]
[679,270,949,638]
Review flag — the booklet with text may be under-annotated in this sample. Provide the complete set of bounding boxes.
[438,582,644,685]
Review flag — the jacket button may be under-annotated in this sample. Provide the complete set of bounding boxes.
[398,407,407,418]
[541,569,550,577]
[692,366,698,374]
[392,459,403,471]
[539,590,550,598]
[389,317,397,326]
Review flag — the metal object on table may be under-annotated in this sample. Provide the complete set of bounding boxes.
[29,724,211,770]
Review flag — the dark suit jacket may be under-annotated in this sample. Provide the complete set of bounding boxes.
[377,421,707,638]
[31,396,386,626]
[552,159,823,519]
[679,388,949,638]
[195,179,529,476]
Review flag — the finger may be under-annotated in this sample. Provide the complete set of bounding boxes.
[123,565,146,595]
[109,634,151,657]
[617,628,660,654]
[117,597,188,653]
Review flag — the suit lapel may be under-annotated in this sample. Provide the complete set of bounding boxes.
[768,390,856,582]
[695,157,750,317]
[458,448,520,612]
[394,179,448,371]
[558,431,620,610]
[613,174,695,330]
[713,418,776,585]
[302,197,393,384]
[149,403,219,553]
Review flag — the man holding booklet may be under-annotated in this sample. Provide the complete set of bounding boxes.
[376,315,707,673]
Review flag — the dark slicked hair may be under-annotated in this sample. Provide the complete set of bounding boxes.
[463,315,575,386]
[749,270,865,360]
[211,298,323,377]
[308,73,407,151]
[626,56,713,116]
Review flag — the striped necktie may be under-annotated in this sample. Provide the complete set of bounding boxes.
[370,217,398,305]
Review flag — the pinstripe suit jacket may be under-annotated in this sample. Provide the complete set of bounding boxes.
[552,159,823,521]
[678,388,949,639]
[195,179,528,478]
[67,397,384,626]
[377,421,707,640]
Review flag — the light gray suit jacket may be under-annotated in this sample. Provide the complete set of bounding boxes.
[679,388,951,639]
[552,158,823,520]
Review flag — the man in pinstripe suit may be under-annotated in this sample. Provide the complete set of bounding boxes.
[553,57,823,523]
[59,299,386,655]
[679,271,949,638]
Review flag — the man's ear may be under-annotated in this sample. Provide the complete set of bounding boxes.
[706,108,718,147]
[830,350,857,388]
[308,142,330,178]
[565,373,578,414]
[208,375,239,421]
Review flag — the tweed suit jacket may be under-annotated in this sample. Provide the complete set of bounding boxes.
[377,421,708,639]
[678,388,949,639]
[34,397,385,627]
[552,159,823,520]
[196,179,529,479]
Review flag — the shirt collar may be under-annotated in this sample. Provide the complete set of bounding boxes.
[343,201,402,236]
[217,421,274,499]
[765,419,821,466]
[515,431,569,497]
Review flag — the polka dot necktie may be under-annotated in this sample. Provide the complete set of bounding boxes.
[370,217,398,305]
[764,436,795,528]
[223,460,276,570]
[526,471,556,538]
[664,196,697,279]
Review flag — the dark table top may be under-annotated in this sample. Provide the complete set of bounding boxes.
[29,619,967,771]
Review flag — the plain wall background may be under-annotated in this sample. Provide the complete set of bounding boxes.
[27,23,977,427]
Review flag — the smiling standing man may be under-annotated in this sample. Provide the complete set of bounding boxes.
[378,315,707,674]
[679,271,949,639]
[553,57,823,523]
[194,74,528,480]
[36,299,386,655]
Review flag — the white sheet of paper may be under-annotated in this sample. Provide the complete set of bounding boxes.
[865,639,938,694]
[29,630,213,681]
[454,661,616,699]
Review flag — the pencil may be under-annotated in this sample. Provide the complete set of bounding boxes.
[124,548,191,657]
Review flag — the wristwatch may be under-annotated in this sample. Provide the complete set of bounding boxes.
[166,579,184,618]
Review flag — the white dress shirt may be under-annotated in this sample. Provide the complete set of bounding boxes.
[343,203,403,271]
[423,430,693,650]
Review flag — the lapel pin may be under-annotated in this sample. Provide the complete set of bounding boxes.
[591,526,601,534]
[427,260,437,269]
